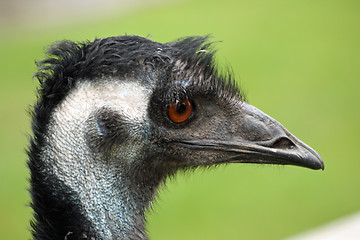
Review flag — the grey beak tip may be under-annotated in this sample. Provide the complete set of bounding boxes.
[310,148,324,171]
[320,158,325,170]
[316,161,325,171]
[308,153,324,170]
[320,159,325,171]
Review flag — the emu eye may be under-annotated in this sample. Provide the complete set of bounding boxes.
[168,99,193,123]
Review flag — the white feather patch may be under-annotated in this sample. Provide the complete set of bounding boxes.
[54,79,150,125]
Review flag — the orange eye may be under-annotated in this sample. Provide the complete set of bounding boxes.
[168,99,193,123]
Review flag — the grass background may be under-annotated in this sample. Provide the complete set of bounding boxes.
[0,0,359,239]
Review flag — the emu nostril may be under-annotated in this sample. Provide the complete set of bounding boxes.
[271,137,295,150]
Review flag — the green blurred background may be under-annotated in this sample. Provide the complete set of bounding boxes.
[0,0,359,239]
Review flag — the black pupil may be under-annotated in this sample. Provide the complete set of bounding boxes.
[176,102,187,114]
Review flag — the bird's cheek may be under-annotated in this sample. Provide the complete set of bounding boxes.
[165,144,228,167]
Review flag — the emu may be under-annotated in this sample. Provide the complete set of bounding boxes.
[28,35,323,240]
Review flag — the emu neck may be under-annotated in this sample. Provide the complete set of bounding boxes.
[31,143,159,240]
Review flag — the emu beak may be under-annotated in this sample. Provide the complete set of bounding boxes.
[177,102,324,170]
[229,103,324,170]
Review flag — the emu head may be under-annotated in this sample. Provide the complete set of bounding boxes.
[29,35,323,240]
